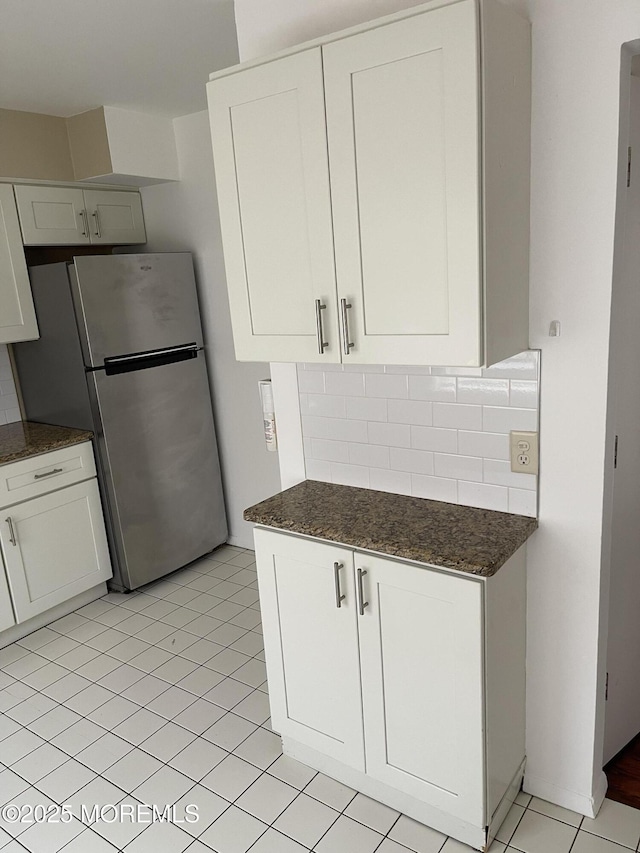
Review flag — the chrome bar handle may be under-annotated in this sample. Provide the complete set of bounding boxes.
[34,468,63,480]
[6,517,17,547]
[92,210,101,237]
[356,568,369,616]
[333,562,345,609]
[315,299,328,354]
[79,210,89,238]
[340,298,354,356]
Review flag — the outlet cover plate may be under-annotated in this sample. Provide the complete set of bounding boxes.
[510,431,539,475]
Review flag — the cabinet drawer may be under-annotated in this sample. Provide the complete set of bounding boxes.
[0,441,96,508]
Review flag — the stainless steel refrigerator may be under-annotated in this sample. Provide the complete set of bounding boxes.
[13,253,228,592]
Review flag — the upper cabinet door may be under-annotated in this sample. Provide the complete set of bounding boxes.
[0,186,38,343]
[83,190,146,245]
[207,49,340,363]
[355,552,485,825]
[14,185,89,245]
[323,0,482,366]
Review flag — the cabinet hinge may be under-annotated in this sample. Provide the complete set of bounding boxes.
[628,147,632,188]
[614,435,619,469]
[605,672,609,701]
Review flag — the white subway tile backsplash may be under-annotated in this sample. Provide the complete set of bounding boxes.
[297,370,325,394]
[411,426,458,453]
[482,406,538,434]
[370,468,412,495]
[483,459,536,490]
[411,474,457,503]
[408,375,456,402]
[457,378,509,406]
[433,403,482,431]
[345,396,388,422]
[305,394,346,419]
[457,431,509,461]
[331,462,370,488]
[348,443,390,469]
[368,422,411,448]
[510,380,538,408]
[309,439,349,464]
[458,481,509,512]
[297,352,539,517]
[305,459,332,482]
[325,372,366,396]
[302,415,368,443]
[434,453,483,483]
[387,399,433,426]
[508,488,537,517]
[365,373,408,399]
[389,447,434,476]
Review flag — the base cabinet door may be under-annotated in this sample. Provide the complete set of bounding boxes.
[0,479,112,622]
[254,528,365,770]
[355,552,486,825]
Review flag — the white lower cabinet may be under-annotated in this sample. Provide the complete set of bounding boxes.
[0,442,112,626]
[254,527,526,851]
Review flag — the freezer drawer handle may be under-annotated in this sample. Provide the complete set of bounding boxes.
[5,517,17,547]
[33,468,63,480]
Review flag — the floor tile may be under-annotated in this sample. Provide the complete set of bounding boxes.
[0,681,36,712]
[0,768,30,805]
[67,775,127,823]
[128,646,174,673]
[177,665,225,697]
[121,674,169,705]
[206,648,251,676]
[75,733,134,773]
[172,783,229,837]
[16,627,58,651]
[168,736,227,781]
[41,673,92,703]
[59,828,119,851]
[36,757,96,800]
[153,656,199,683]
[268,755,317,791]
[172,697,225,734]
[528,796,583,827]
[495,803,526,844]
[509,808,578,853]
[201,711,257,751]
[17,814,85,852]
[21,661,69,690]
[6,692,57,725]
[235,772,298,823]
[273,793,339,848]
[50,718,105,756]
[204,676,253,710]
[146,685,198,720]
[64,683,114,715]
[85,628,129,651]
[122,820,194,853]
[88,695,140,728]
[581,798,640,849]
[98,663,143,693]
[231,658,267,688]
[233,726,282,769]
[3,653,48,680]
[108,637,151,662]
[304,773,356,811]
[344,792,400,834]
[11,743,68,783]
[232,690,271,724]
[200,754,262,801]
[139,721,196,762]
[199,804,267,853]
[0,645,29,668]
[102,748,163,789]
[569,830,635,853]
[315,813,384,853]
[178,637,224,664]
[56,644,100,671]
[132,765,194,806]
[113,708,166,745]
[388,814,448,853]
[250,826,310,852]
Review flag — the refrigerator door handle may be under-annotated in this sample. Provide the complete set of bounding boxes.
[105,343,199,365]
[104,343,200,375]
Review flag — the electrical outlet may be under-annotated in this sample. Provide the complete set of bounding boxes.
[510,430,539,475]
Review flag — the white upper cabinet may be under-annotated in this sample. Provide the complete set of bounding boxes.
[208,0,530,366]
[208,50,339,362]
[0,185,39,344]
[15,185,146,246]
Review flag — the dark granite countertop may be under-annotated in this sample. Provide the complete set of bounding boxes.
[244,480,538,577]
[0,421,93,466]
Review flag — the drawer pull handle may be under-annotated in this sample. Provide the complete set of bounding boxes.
[333,561,345,609]
[34,468,63,480]
[357,568,369,616]
[6,517,17,547]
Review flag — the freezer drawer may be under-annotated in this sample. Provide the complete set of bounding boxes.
[89,353,226,590]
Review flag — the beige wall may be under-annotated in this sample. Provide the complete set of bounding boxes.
[0,109,74,181]
[66,107,112,181]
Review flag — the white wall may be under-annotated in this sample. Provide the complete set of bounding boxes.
[234,0,640,816]
[139,111,280,549]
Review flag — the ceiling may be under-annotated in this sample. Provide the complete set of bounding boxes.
[0,0,239,118]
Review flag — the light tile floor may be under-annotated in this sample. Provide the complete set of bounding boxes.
[0,545,639,853]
